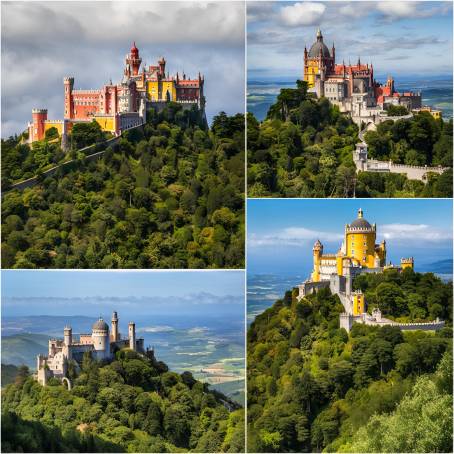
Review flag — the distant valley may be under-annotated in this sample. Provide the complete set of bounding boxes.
[1,314,244,404]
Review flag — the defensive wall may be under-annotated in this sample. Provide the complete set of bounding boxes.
[354,120,448,182]
[4,123,144,193]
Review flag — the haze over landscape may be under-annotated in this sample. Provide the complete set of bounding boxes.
[2,271,245,402]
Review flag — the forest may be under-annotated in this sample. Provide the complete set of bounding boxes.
[2,349,245,453]
[247,80,453,198]
[247,269,453,452]
[1,105,245,268]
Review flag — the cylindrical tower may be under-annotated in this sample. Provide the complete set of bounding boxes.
[111,311,119,342]
[352,291,365,316]
[128,322,136,351]
[126,42,142,76]
[63,77,74,119]
[311,239,323,282]
[345,209,376,268]
[64,326,72,346]
[31,108,47,141]
[92,319,110,359]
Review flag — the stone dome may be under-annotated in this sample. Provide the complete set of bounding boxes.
[350,218,372,229]
[308,29,331,58]
[92,318,109,331]
[308,41,331,58]
[349,208,372,229]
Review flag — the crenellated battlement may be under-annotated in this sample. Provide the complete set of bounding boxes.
[354,140,448,181]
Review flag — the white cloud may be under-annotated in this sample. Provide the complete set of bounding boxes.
[381,223,452,242]
[248,222,452,249]
[1,1,245,136]
[375,1,452,21]
[248,226,343,247]
[280,2,326,27]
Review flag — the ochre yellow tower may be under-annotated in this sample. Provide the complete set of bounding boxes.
[400,257,414,270]
[303,28,335,88]
[312,240,323,282]
[352,291,365,316]
[345,208,378,268]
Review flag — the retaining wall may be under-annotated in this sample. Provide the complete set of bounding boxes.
[4,123,144,193]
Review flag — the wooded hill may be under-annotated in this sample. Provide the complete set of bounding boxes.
[1,105,245,268]
[2,349,245,453]
[247,80,452,198]
[247,269,453,452]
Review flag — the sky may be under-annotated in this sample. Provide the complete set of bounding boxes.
[1,1,245,138]
[1,270,245,317]
[248,1,453,80]
[247,199,453,275]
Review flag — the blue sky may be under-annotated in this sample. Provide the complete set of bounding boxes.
[247,199,453,274]
[1,270,245,317]
[1,1,244,137]
[248,1,453,79]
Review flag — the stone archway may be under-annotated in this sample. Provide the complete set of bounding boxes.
[62,377,72,390]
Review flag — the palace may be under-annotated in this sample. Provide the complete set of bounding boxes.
[28,42,205,144]
[35,311,145,388]
[303,29,421,125]
[298,209,444,332]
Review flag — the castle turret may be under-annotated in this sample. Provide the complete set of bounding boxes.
[31,109,47,141]
[386,75,395,94]
[92,318,109,359]
[126,42,142,76]
[345,208,376,268]
[111,311,119,342]
[128,322,136,351]
[63,77,74,119]
[64,326,72,346]
[158,57,166,78]
[401,257,414,271]
[352,291,365,316]
[311,239,323,282]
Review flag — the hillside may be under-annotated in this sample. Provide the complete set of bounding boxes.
[211,379,245,406]
[247,80,452,198]
[247,269,452,452]
[1,104,244,269]
[2,349,245,453]
[1,333,51,369]
[1,364,20,387]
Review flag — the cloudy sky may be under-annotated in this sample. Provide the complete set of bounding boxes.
[2,270,245,316]
[248,199,453,274]
[1,1,245,137]
[248,1,453,79]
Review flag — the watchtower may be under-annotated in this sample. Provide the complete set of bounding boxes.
[31,109,48,141]
[63,77,74,119]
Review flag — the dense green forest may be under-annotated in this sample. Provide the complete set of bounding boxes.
[2,121,111,186]
[1,105,245,268]
[2,350,245,453]
[247,269,453,452]
[247,80,453,198]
